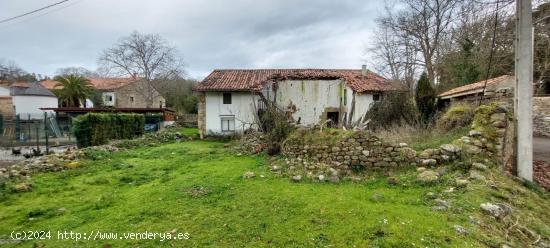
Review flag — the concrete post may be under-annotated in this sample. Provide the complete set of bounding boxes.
[515,0,533,181]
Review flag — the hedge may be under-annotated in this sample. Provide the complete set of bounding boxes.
[72,113,145,148]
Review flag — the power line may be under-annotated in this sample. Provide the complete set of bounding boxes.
[479,0,501,105]
[0,0,70,24]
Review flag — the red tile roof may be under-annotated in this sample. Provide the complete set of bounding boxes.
[41,77,139,91]
[438,75,513,98]
[193,69,402,93]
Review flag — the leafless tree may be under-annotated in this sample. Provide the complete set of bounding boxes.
[56,66,99,77]
[98,31,185,107]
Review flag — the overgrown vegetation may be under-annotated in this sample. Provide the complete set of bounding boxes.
[364,92,419,129]
[258,101,294,155]
[436,103,475,131]
[415,72,437,124]
[72,113,144,148]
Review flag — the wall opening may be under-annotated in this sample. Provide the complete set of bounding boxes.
[327,112,339,127]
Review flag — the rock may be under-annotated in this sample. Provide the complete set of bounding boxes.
[361,150,370,156]
[400,147,417,160]
[432,206,448,211]
[317,174,325,181]
[454,225,468,235]
[417,170,439,183]
[455,179,470,187]
[65,161,81,169]
[242,171,255,179]
[387,177,399,185]
[434,198,451,208]
[416,167,426,172]
[469,170,486,181]
[472,162,488,171]
[421,159,437,166]
[480,203,512,219]
[399,143,408,147]
[490,113,507,122]
[271,165,281,172]
[464,145,482,154]
[440,144,461,154]
[426,192,437,199]
[291,175,302,182]
[469,130,482,137]
[329,175,340,183]
[329,168,338,176]
[14,183,32,192]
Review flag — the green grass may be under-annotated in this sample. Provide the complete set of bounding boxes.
[409,127,470,151]
[0,131,548,247]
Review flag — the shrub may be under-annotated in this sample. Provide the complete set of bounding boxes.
[365,92,419,130]
[72,113,144,148]
[258,102,294,155]
[436,103,475,131]
[415,72,436,123]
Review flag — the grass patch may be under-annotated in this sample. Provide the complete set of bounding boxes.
[0,132,547,247]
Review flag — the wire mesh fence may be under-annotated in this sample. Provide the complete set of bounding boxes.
[0,112,76,164]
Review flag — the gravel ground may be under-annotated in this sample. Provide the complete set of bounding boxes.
[534,161,550,191]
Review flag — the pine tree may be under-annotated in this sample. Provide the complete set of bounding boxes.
[415,72,436,123]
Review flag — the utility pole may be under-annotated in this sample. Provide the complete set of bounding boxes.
[515,0,533,182]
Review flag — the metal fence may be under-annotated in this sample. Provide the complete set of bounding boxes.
[0,112,76,163]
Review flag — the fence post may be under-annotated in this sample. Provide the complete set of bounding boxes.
[44,112,49,154]
[15,114,20,141]
[0,113,3,135]
[28,114,31,142]
[36,127,40,154]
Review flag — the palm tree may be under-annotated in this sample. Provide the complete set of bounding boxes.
[54,75,95,107]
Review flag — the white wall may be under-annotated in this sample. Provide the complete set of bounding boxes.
[102,92,115,107]
[204,92,257,134]
[12,95,57,119]
[351,93,376,123]
[0,86,9,96]
[274,79,344,126]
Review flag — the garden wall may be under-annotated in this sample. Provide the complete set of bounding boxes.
[278,103,512,176]
[534,97,550,137]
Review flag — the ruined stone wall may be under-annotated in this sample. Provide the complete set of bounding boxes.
[279,103,511,175]
[534,97,550,137]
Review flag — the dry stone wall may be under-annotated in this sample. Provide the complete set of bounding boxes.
[278,103,512,178]
[534,97,550,137]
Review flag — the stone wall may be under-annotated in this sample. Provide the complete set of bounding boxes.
[0,96,14,117]
[278,103,511,177]
[534,97,550,137]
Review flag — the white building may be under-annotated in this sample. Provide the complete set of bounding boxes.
[9,82,58,119]
[194,67,402,136]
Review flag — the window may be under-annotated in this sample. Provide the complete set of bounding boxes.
[105,95,113,102]
[221,116,235,132]
[373,94,381,102]
[223,93,232,104]
[130,96,134,102]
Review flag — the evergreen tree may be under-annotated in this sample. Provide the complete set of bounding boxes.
[415,72,436,123]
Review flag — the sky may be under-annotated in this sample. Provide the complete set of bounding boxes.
[0,0,384,80]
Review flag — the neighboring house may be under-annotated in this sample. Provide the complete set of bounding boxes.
[193,66,402,136]
[0,81,13,117]
[41,77,165,108]
[8,82,58,119]
[438,75,515,102]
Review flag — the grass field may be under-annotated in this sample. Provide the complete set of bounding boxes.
[0,129,548,247]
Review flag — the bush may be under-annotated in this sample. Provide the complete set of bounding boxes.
[72,113,144,148]
[365,92,419,129]
[436,103,475,131]
[258,102,294,155]
[415,72,436,123]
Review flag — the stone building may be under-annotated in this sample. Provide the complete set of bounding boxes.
[41,77,165,108]
[194,66,402,137]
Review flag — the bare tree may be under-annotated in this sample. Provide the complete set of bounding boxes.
[56,66,99,77]
[98,31,185,107]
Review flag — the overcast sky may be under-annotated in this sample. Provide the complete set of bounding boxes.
[0,0,384,80]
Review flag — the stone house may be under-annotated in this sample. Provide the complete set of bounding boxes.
[438,75,515,103]
[193,66,402,137]
[41,77,165,108]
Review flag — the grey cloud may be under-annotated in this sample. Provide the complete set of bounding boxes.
[0,0,383,79]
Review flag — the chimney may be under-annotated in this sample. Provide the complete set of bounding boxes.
[361,65,368,76]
